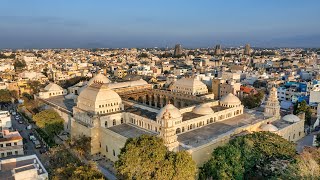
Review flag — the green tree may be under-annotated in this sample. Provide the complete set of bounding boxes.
[279,147,320,179]
[241,90,264,109]
[115,135,196,180]
[293,100,312,126]
[33,109,64,136]
[69,135,91,158]
[13,59,26,71]
[28,80,42,94]
[48,146,105,180]
[0,89,12,104]
[199,132,296,180]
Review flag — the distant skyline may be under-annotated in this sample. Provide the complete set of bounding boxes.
[1,0,320,49]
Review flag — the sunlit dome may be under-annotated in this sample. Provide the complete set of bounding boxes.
[260,123,278,132]
[157,104,181,119]
[87,73,110,86]
[193,104,214,115]
[44,83,63,91]
[282,114,300,123]
[77,83,122,113]
[220,93,241,107]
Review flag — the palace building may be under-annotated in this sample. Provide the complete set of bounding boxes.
[38,74,306,166]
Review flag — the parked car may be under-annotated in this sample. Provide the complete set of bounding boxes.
[18,120,23,124]
[33,140,42,149]
[29,134,36,141]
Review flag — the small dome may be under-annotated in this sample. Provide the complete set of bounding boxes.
[260,123,278,132]
[220,93,241,104]
[44,83,63,91]
[87,73,110,86]
[193,104,214,115]
[282,114,300,123]
[157,104,181,119]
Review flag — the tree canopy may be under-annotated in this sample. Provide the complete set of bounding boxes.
[241,90,264,109]
[48,145,105,180]
[69,135,91,158]
[33,109,64,136]
[0,89,12,104]
[115,135,196,180]
[199,132,296,179]
[293,100,312,125]
[13,59,26,70]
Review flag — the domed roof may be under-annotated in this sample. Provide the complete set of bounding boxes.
[174,77,206,87]
[282,114,300,123]
[193,104,214,115]
[260,123,278,132]
[157,104,181,119]
[87,73,110,86]
[220,93,241,104]
[78,83,121,105]
[44,83,63,91]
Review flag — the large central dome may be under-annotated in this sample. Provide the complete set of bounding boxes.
[77,83,123,114]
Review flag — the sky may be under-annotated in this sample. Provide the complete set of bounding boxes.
[0,0,320,49]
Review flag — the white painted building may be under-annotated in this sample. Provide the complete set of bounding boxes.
[0,111,11,129]
[0,154,48,180]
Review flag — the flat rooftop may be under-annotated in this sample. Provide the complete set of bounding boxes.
[182,105,229,121]
[108,123,156,138]
[0,155,46,180]
[43,95,75,112]
[178,110,266,150]
[125,105,158,120]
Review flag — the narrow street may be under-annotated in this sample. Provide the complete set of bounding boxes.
[8,104,47,162]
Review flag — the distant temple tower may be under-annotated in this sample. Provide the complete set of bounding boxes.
[174,44,183,57]
[244,44,251,55]
[264,86,280,118]
[214,44,222,55]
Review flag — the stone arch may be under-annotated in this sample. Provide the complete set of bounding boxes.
[176,128,181,134]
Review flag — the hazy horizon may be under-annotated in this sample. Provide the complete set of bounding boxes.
[1,0,320,49]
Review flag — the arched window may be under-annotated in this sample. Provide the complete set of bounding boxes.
[113,119,116,126]
[105,121,108,127]
[182,127,185,132]
[113,150,115,156]
[106,145,108,152]
[176,128,181,134]
[121,118,123,124]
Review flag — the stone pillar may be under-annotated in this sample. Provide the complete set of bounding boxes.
[174,98,178,107]
[160,96,164,107]
[142,96,146,104]
[149,95,152,106]
[180,101,185,108]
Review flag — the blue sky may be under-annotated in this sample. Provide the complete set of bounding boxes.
[0,0,319,48]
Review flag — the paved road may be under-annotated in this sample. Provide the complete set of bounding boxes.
[8,104,46,161]
[296,131,318,153]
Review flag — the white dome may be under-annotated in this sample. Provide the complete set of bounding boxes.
[282,114,300,123]
[220,93,241,104]
[157,104,181,119]
[44,83,63,91]
[193,104,214,115]
[77,83,122,113]
[260,123,278,132]
[87,73,110,86]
